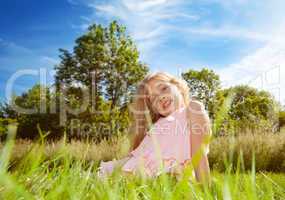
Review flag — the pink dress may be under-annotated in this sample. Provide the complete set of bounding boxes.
[98,106,208,178]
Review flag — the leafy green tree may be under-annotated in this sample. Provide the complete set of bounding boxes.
[0,118,17,140]
[182,68,221,118]
[103,22,148,109]
[0,102,17,119]
[1,84,63,139]
[54,20,148,138]
[214,85,279,135]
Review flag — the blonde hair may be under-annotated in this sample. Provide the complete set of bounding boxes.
[127,71,191,150]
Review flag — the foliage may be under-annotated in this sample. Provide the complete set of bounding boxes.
[55,20,148,108]
[182,68,221,118]
[1,84,63,139]
[213,85,279,136]
[0,118,17,140]
[54,20,148,139]
[1,21,148,141]
[279,110,285,129]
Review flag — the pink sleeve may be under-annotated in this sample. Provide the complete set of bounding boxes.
[129,134,152,157]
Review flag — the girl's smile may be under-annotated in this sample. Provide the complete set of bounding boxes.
[162,98,172,109]
[146,79,185,117]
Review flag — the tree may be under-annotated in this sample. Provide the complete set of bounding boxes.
[0,102,17,140]
[54,20,149,138]
[1,84,63,139]
[0,102,17,119]
[182,68,221,118]
[103,21,148,110]
[214,85,279,135]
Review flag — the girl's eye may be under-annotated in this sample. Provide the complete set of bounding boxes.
[162,85,169,91]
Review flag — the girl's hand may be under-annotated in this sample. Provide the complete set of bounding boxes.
[187,100,211,136]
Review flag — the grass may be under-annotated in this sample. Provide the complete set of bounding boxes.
[0,125,284,199]
[209,132,285,172]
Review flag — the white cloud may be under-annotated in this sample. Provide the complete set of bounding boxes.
[179,26,272,42]
[214,0,285,105]
[122,0,168,12]
[203,0,250,7]
[41,56,59,65]
[0,39,34,56]
[0,39,57,77]
[70,0,285,104]
[217,36,285,104]
[78,0,198,59]
[78,0,282,61]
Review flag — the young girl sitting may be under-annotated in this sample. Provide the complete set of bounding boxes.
[98,71,212,183]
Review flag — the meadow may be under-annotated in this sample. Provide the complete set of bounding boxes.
[0,125,284,200]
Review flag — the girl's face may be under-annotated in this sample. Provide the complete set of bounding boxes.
[146,79,185,117]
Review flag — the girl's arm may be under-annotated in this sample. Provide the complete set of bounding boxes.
[191,132,211,185]
[188,100,212,186]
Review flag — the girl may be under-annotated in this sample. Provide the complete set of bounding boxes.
[98,71,212,183]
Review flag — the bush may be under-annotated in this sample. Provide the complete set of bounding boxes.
[213,85,279,136]
[0,118,17,141]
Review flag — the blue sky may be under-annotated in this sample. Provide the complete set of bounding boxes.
[0,0,284,105]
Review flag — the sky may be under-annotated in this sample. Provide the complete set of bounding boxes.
[0,0,284,105]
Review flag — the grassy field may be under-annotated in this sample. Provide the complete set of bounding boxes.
[0,125,284,199]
